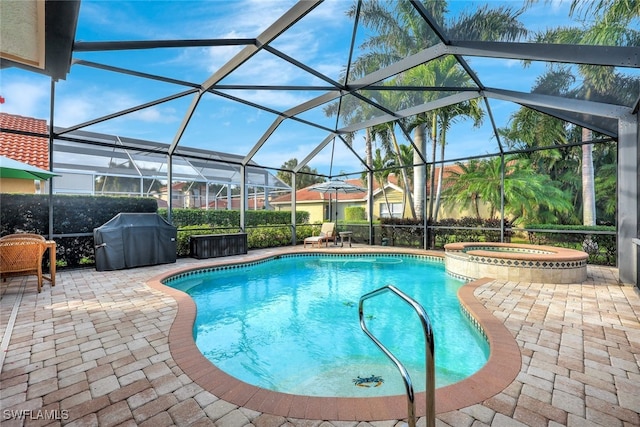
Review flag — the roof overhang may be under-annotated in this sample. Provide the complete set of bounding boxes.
[0,0,80,81]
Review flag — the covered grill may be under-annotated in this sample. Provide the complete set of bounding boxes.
[94,213,177,271]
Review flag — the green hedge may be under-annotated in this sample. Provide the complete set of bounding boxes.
[432,217,511,247]
[0,196,311,268]
[345,206,366,221]
[379,218,424,248]
[167,208,312,256]
[378,217,512,248]
[525,224,616,265]
[0,194,158,268]
[158,208,309,228]
[0,194,158,235]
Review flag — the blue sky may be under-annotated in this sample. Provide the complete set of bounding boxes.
[0,0,633,178]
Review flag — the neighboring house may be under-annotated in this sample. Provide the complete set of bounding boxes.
[374,174,407,219]
[211,197,266,210]
[0,113,50,194]
[271,177,406,223]
[155,182,269,210]
[271,168,489,223]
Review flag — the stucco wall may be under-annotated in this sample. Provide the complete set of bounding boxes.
[0,178,37,194]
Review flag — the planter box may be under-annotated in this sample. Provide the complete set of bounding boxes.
[190,233,248,259]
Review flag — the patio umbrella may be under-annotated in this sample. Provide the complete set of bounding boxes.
[308,179,366,225]
[0,156,58,180]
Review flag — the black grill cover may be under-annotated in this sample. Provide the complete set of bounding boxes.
[94,213,177,271]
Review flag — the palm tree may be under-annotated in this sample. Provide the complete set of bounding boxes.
[398,55,485,222]
[442,156,572,225]
[369,148,395,218]
[593,143,618,223]
[346,0,526,221]
[370,120,417,218]
[440,159,484,219]
[530,0,640,225]
[501,67,583,223]
[432,99,484,221]
[569,0,640,46]
[322,94,373,172]
[397,143,414,216]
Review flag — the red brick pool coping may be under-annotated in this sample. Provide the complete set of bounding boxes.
[146,250,521,421]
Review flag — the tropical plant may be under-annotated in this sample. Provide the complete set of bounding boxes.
[343,0,526,220]
[440,160,484,219]
[500,67,582,224]
[442,156,572,225]
[528,0,640,225]
[361,148,395,218]
[593,143,618,223]
[431,97,485,221]
[370,120,417,218]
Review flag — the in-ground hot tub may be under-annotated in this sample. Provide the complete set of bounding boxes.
[444,242,588,283]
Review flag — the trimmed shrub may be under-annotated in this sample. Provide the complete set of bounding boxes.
[378,217,512,248]
[158,208,309,228]
[380,218,423,248]
[176,225,215,256]
[0,194,157,236]
[345,206,366,221]
[525,224,616,265]
[174,224,318,256]
[1,194,158,268]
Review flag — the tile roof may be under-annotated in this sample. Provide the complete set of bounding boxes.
[0,113,49,169]
[271,166,463,204]
[271,178,370,204]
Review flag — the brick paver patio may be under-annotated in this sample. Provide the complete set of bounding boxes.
[1,246,639,426]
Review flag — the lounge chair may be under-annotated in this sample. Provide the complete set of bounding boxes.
[0,237,47,292]
[304,222,336,248]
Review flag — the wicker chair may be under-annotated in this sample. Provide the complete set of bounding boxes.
[0,237,47,292]
[0,233,46,241]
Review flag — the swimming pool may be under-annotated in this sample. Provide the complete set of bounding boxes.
[166,254,489,397]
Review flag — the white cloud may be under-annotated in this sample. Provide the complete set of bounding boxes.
[51,78,183,129]
[0,76,50,119]
[221,0,297,35]
[54,95,99,127]
[161,1,350,88]
[549,0,567,13]
[130,106,178,123]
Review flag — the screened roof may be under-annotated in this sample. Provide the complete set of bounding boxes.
[5,0,640,178]
[53,128,290,189]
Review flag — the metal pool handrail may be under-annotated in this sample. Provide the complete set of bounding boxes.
[358,285,435,427]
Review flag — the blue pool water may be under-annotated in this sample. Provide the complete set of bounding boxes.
[167,254,489,397]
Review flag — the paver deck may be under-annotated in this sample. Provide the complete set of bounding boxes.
[1,245,639,427]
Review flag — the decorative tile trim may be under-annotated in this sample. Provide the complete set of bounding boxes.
[163,253,444,286]
[467,255,588,269]
[447,270,474,282]
[460,303,488,341]
[162,257,272,284]
[462,245,554,255]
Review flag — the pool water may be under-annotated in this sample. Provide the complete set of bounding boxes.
[167,254,489,397]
